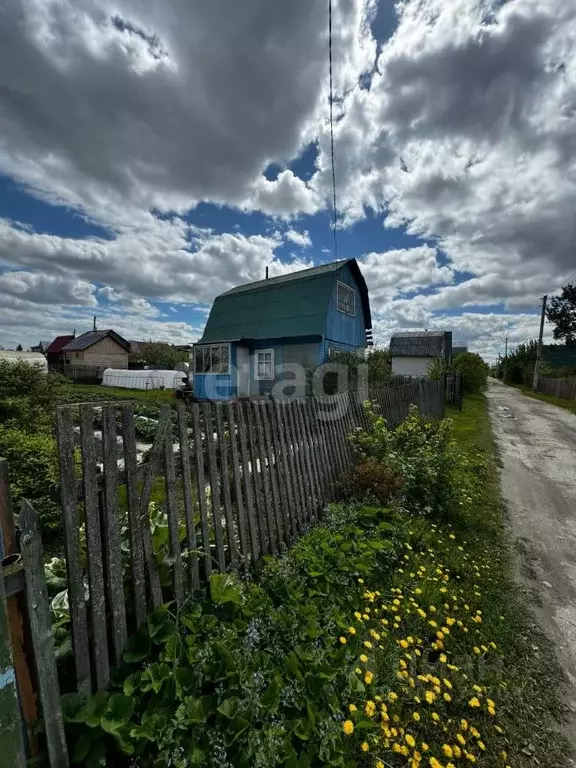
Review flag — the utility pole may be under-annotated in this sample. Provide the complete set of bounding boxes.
[505,337,508,358]
[532,295,548,391]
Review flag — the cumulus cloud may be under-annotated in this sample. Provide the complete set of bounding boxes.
[360,246,453,302]
[284,229,312,248]
[310,0,576,306]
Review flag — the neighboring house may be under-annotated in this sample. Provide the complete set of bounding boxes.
[193,258,372,400]
[46,334,76,367]
[390,331,452,377]
[30,341,49,354]
[452,344,468,358]
[61,330,131,374]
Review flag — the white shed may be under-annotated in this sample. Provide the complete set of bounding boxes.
[389,331,452,378]
[0,350,48,371]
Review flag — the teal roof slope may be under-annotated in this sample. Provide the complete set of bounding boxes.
[199,259,371,343]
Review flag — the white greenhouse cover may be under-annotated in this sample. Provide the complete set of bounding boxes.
[0,351,48,370]
[102,368,188,390]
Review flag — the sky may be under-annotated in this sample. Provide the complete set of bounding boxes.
[0,0,575,361]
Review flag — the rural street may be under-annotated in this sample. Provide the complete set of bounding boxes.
[487,379,576,748]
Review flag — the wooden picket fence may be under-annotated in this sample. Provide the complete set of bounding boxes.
[535,375,576,401]
[0,380,444,767]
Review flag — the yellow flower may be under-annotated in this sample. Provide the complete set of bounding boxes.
[425,691,436,704]
[360,654,369,663]
[442,744,454,758]
[472,647,481,655]
[355,667,362,675]
[360,741,369,752]
[405,734,416,748]
[365,671,374,685]
[429,758,442,768]
[354,612,362,621]
[348,704,357,713]
[365,700,376,716]
[413,711,421,722]
[460,719,468,731]
[358,578,364,584]
[443,693,452,702]
[500,751,508,761]
[468,697,481,708]
[348,626,356,635]
[339,636,347,645]
[456,734,466,745]
[364,641,373,650]
[421,742,429,752]
[342,720,354,735]
[376,762,384,768]
[431,712,440,722]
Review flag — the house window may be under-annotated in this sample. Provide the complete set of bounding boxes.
[337,281,355,316]
[254,349,275,380]
[194,344,230,374]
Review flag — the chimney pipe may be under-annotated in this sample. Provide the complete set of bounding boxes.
[265,266,269,280]
[93,316,97,332]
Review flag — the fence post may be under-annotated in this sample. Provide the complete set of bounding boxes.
[0,558,26,768]
[20,501,69,768]
[0,459,39,753]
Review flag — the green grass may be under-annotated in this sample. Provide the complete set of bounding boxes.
[507,382,576,415]
[59,383,176,405]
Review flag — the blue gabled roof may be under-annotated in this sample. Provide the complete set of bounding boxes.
[199,258,371,343]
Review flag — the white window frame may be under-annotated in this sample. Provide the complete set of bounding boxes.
[254,349,275,380]
[193,343,231,375]
[336,280,356,316]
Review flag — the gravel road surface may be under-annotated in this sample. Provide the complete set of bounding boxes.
[487,379,576,750]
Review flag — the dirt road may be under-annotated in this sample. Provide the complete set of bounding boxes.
[487,379,576,748]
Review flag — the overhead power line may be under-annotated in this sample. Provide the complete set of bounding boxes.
[328,0,338,260]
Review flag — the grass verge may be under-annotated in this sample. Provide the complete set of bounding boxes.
[506,383,576,416]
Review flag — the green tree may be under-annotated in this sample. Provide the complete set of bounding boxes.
[546,284,576,344]
[130,341,188,369]
[15,343,23,351]
[450,352,489,393]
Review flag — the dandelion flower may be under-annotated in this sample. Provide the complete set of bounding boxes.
[348,627,356,635]
[468,697,481,708]
[365,671,374,685]
[405,734,416,748]
[360,741,369,752]
[348,704,357,712]
[343,720,354,735]
[360,654,369,663]
[339,636,347,645]
[413,711,421,722]
[443,744,454,758]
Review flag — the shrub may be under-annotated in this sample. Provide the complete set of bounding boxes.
[0,426,61,532]
[348,403,455,515]
[341,459,403,505]
[450,351,489,393]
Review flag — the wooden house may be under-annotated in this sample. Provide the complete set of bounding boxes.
[60,330,130,376]
[193,258,372,400]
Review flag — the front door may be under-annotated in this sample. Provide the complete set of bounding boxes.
[236,346,250,397]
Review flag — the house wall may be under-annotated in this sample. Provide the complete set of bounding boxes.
[324,264,366,356]
[69,337,129,369]
[391,356,432,377]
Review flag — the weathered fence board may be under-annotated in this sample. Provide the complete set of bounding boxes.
[215,405,239,569]
[203,404,227,571]
[121,407,147,628]
[164,419,184,610]
[191,403,212,578]
[177,404,200,590]
[80,405,110,691]
[20,501,68,768]
[227,402,250,568]
[55,408,91,694]
[0,557,26,768]
[536,375,576,401]
[236,401,260,563]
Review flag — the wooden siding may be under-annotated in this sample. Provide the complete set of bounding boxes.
[70,336,129,369]
[324,264,366,351]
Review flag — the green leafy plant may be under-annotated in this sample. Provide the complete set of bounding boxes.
[348,403,455,516]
